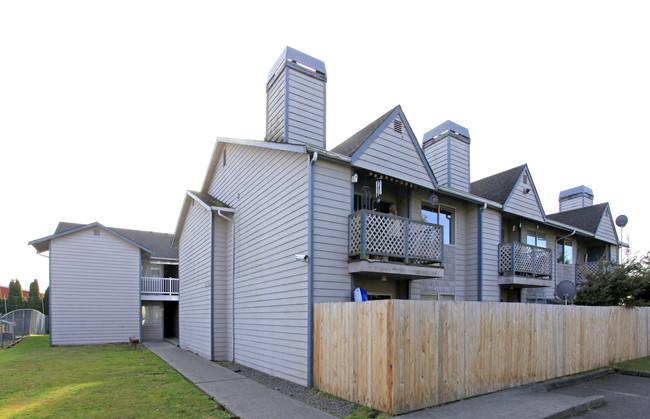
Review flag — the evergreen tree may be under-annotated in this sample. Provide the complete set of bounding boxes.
[43,286,50,315]
[7,279,25,312]
[28,279,42,311]
[575,254,650,307]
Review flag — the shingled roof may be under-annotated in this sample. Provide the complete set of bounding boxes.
[470,165,526,204]
[53,222,177,259]
[546,203,609,234]
[331,106,397,157]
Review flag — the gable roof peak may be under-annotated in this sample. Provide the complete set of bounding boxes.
[331,106,401,157]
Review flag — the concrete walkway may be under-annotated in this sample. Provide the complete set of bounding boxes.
[144,341,333,419]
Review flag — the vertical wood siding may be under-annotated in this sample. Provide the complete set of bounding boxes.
[355,116,434,189]
[266,67,286,143]
[49,229,140,345]
[286,69,326,148]
[481,208,501,301]
[179,202,213,359]
[209,143,310,385]
[504,174,544,222]
[313,159,352,303]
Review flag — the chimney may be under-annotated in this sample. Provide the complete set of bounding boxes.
[559,186,594,212]
[422,120,471,193]
[265,47,327,149]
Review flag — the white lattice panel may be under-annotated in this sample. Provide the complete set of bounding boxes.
[365,212,405,256]
[408,221,443,262]
[349,212,362,255]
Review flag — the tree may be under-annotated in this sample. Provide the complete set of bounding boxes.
[43,286,49,315]
[574,255,650,308]
[27,279,42,311]
[7,278,25,312]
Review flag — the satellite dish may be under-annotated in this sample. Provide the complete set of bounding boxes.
[615,215,628,228]
[556,281,577,305]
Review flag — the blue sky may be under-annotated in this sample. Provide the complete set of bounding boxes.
[1,0,648,289]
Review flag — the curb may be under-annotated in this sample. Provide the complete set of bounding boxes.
[613,368,650,378]
[541,368,614,391]
[544,395,606,419]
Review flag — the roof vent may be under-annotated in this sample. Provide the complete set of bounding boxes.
[393,120,402,134]
[94,228,101,236]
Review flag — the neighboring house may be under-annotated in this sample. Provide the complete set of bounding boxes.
[0,287,32,300]
[29,222,178,345]
[171,47,621,386]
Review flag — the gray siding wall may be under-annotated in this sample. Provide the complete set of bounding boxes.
[481,208,501,301]
[286,69,326,149]
[504,174,544,222]
[179,201,213,359]
[423,136,470,193]
[560,196,593,212]
[424,138,447,188]
[208,143,310,385]
[313,159,352,303]
[595,211,618,244]
[49,228,140,345]
[213,216,230,359]
[464,205,480,301]
[266,67,286,143]
[355,116,434,189]
[141,301,163,341]
[449,140,470,193]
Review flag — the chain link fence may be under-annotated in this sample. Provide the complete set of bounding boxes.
[1,309,47,348]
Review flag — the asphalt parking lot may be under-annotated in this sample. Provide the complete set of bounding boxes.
[550,372,650,418]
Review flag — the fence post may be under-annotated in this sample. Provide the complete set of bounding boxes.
[361,211,367,260]
[510,241,516,276]
[404,219,410,264]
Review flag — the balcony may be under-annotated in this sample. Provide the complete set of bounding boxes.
[141,277,179,301]
[576,261,619,286]
[498,242,552,287]
[348,210,444,280]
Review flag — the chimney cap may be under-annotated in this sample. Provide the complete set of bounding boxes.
[423,120,470,145]
[559,185,594,200]
[267,46,327,83]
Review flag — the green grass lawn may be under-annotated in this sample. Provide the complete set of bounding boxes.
[611,356,650,373]
[0,336,231,418]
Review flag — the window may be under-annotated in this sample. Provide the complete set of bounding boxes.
[421,205,455,245]
[557,239,573,264]
[526,230,546,248]
[421,293,455,301]
[142,304,162,325]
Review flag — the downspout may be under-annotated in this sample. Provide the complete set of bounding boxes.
[210,213,215,361]
[477,203,487,301]
[307,151,317,387]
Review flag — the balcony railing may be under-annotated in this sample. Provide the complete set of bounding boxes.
[498,242,552,279]
[575,261,619,285]
[348,210,443,265]
[141,277,179,295]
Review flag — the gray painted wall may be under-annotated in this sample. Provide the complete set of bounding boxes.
[595,210,618,244]
[313,158,352,303]
[179,201,213,359]
[423,136,470,193]
[208,143,310,385]
[286,69,326,149]
[464,205,480,301]
[266,67,286,143]
[504,171,544,222]
[49,228,140,345]
[481,208,501,301]
[354,116,434,189]
[213,215,230,359]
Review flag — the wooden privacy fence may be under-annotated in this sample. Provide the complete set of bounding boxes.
[313,300,650,415]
